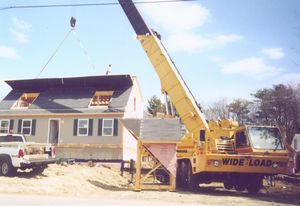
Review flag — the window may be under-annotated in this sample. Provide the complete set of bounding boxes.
[22,119,32,135]
[0,120,9,134]
[89,91,113,107]
[78,119,89,136]
[0,135,23,142]
[13,93,39,109]
[236,131,249,148]
[97,119,118,136]
[102,119,113,136]
[247,127,284,150]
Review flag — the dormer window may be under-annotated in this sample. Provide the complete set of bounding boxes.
[89,91,113,107]
[13,93,39,109]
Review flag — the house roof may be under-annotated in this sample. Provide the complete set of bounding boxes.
[122,118,183,142]
[5,75,133,92]
[0,75,134,115]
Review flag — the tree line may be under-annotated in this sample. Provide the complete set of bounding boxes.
[147,83,300,143]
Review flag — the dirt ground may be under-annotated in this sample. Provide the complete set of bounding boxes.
[0,163,299,206]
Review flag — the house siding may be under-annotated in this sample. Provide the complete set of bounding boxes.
[60,117,122,145]
[5,117,48,143]
[124,77,144,119]
[122,126,137,161]
[0,75,142,161]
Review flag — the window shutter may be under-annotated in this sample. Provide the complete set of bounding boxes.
[73,119,78,136]
[17,119,22,134]
[113,119,118,136]
[9,119,14,131]
[88,119,93,136]
[98,119,103,136]
[31,119,36,136]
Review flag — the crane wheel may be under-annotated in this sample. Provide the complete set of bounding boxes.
[224,181,234,190]
[246,175,263,194]
[186,161,199,191]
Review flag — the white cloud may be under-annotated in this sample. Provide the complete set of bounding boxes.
[211,55,223,62]
[166,33,242,53]
[0,46,19,59]
[275,73,300,84]
[9,17,32,43]
[166,33,211,52]
[139,1,210,32]
[215,34,243,44]
[261,48,284,59]
[221,57,282,79]
[139,1,242,53]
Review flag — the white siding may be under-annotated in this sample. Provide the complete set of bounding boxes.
[122,126,137,161]
[124,77,144,118]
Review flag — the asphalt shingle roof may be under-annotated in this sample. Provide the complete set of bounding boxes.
[0,75,133,115]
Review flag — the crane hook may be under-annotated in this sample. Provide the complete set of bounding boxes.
[70,16,76,29]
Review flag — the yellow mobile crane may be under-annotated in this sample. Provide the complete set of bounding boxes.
[119,0,289,193]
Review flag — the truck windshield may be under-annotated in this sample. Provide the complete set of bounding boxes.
[0,135,23,142]
[247,127,284,150]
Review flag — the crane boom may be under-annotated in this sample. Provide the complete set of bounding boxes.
[118,0,290,194]
[119,0,209,137]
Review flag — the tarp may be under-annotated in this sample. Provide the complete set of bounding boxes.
[144,143,177,176]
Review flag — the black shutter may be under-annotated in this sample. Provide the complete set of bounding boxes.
[73,119,78,136]
[113,119,118,136]
[9,119,14,131]
[88,119,93,136]
[31,119,36,136]
[17,119,22,134]
[98,119,103,136]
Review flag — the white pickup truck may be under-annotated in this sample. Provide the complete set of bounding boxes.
[0,133,56,176]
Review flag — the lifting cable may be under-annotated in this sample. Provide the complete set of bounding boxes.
[35,28,73,78]
[36,15,95,77]
[72,27,96,71]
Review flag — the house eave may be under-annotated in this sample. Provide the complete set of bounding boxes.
[0,112,125,118]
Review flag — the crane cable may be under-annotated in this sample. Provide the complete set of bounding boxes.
[36,16,96,77]
[72,28,96,71]
[35,28,72,78]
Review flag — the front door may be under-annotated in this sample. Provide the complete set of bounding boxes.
[49,119,60,144]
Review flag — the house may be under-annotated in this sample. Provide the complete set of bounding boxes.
[0,74,143,161]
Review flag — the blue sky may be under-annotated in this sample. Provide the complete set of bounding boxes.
[0,0,299,107]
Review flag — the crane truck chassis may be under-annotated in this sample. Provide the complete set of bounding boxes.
[118,0,290,193]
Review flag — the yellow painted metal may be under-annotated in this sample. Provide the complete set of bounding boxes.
[135,33,289,176]
[196,153,289,174]
[137,35,209,139]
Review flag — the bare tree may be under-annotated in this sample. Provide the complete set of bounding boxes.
[227,99,252,125]
[203,98,230,120]
[252,84,300,142]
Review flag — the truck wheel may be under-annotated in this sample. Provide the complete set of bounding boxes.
[179,161,188,188]
[234,183,246,191]
[186,161,199,191]
[0,158,16,177]
[224,181,234,190]
[246,176,263,194]
[177,161,187,188]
